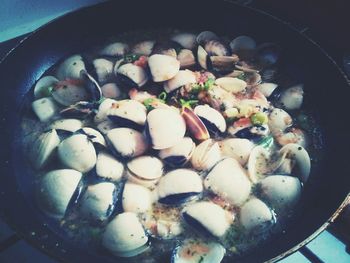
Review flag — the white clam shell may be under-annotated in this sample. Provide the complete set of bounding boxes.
[163,70,196,93]
[34,76,58,99]
[215,77,247,93]
[259,175,302,210]
[96,151,124,181]
[205,158,251,206]
[256,82,278,97]
[107,99,147,126]
[132,40,155,56]
[279,84,304,110]
[278,143,311,183]
[116,63,148,87]
[93,58,114,84]
[239,199,273,231]
[79,182,116,221]
[148,54,180,82]
[37,169,82,219]
[102,212,148,257]
[50,118,83,133]
[177,49,196,69]
[81,127,106,147]
[122,183,152,213]
[29,129,60,169]
[32,97,59,122]
[97,119,117,135]
[58,134,97,173]
[183,201,232,237]
[127,156,164,187]
[52,83,89,106]
[157,169,203,201]
[100,42,129,57]
[159,137,195,166]
[197,45,208,69]
[191,139,221,171]
[194,105,226,133]
[247,145,271,182]
[171,33,197,49]
[94,98,117,124]
[56,54,85,80]
[147,108,186,150]
[101,83,121,99]
[219,138,254,166]
[107,128,148,158]
[268,108,293,134]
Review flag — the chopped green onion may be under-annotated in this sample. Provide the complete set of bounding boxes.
[158,92,167,101]
[143,98,156,111]
[257,135,274,149]
[203,78,215,90]
[180,98,198,108]
[250,112,268,125]
[237,72,246,80]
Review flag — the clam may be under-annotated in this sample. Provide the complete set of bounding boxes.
[171,33,197,50]
[219,138,254,166]
[204,158,251,206]
[257,82,278,98]
[182,201,232,237]
[102,212,149,257]
[58,134,97,173]
[278,84,304,110]
[172,239,225,263]
[210,55,239,72]
[96,151,124,181]
[50,118,83,133]
[147,108,186,150]
[79,182,117,222]
[159,137,195,167]
[29,129,60,169]
[164,70,196,93]
[94,98,117,124]
[196,31,218,45]
[32,97,59,122]
[259,175,302,211]
[268,108,293,134]
[256,43,281,68]
[107,128,148,158]
[157,169,203,205]
[100,42,129,57]
[148,54,180,82]
[132,40,155,56]
[107,99,147,130]
[197,45,210,70]
[275,128,307,148]
[101,83,121,99]
[37,169,82,219]
[122,183,153,213]
[177,49,196,69]
[215,77,247,93]
[56,54,85,80]
[115,63,148,88]
[92,58,114,84]
[234,124,270,142]
[181,107,210,141]
[277,143,311,183]
[33,75,58,99]
[151,41,181,58]
[79,127,106,148]
[239,198,274,232]
[247,145,271,182]
[194,105,226,135]
[204,40,230,57]
[97,119,117,135]
[191,139,221,171]
[126,156,164,187]
[51,79,89,106]
[229,35,256,55]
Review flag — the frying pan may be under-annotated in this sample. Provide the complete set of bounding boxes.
[0,0,349,262]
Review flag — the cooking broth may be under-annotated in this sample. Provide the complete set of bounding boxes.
[20,29,324,263]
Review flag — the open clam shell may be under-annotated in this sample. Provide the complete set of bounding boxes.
[194,105,226,135]
[148,54,180,82]
[191,139,221,171]
[100,42,129,57]
[219,138,254,166]
[159,137,195,167]
[122,183,153,213]
[96,151,124,181]
[33,75,58,99]
[56,54,85,80]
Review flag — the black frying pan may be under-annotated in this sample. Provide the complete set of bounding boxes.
[0,0,349,262]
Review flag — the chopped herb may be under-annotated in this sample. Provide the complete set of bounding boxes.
[198,256,204,263]
[180,98,198,108]
[257,135,274,148]
[250,112,268,125]
[143,98,156,111]
[124,54,140,63]
[237,72,246,80]
[158,91,167,101]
